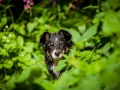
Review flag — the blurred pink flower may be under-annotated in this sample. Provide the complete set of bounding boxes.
[23,0,34,13]
[72,4,76,9]
[0,0,2,3]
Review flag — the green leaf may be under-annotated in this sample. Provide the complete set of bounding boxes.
[4,40,17,50]
[4,60,13,69]
[8,60,13,68]
[18,62,25,67]
[18,27,26,35]
[17,35,24,46]
[13,24,26,35]
[83,5,99,9]
[75,41,85,50]
[0,17,7,29]
[93,18,99,24]
[0,48,9,56]
[5,74,16,90]
[4,75,11,81]
[80,51,93,61]
[95,12,105,19]
[38,9,50,24]
[13,24,19,30]
[55,60,67,71]
[32,53,41,60]
[78,23,86,34]
[69,48,77,58]
[102,42,111,57]
[80,24,98,40]
[27,22,37,33]
[102,11,120,35]
[91,55,101,61]
[7,24,14,31]
[24,46,33,53]
[0,64,3,69]
[69,29,81,42]
[24,53,31,61]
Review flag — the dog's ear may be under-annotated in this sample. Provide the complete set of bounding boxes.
[59,30,72,41]
[40,32,50,46]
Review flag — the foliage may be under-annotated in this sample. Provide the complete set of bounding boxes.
[0,0,120,90]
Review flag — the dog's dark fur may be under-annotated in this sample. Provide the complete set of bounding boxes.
[40,30,73,79]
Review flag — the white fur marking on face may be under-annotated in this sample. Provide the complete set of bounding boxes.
[51,49,62,59]
[55,37,58,42]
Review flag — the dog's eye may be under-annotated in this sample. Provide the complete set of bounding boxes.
[50,42,54,46]
[59,41,63,45]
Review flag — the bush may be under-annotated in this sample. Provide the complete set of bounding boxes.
[0,0,120,90]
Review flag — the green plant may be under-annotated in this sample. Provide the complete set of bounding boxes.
[0,0,120,90]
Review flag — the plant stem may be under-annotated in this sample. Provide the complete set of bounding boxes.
[8,8,14,23]
[29,8,32,22]
[16,10,25,23]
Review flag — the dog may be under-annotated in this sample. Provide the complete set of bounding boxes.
[40,30,73,79]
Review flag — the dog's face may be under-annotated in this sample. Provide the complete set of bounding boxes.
[45,34,65,59]
[40,30,73,61]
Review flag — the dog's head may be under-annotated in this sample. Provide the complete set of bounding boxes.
[40,30,73,60]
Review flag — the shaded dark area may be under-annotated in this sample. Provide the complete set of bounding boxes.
[3,0,98,22]
[0,0,120,90]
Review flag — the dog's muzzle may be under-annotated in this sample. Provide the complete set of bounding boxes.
[51,49,63,59]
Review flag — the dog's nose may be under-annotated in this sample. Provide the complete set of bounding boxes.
[55,51,60,56]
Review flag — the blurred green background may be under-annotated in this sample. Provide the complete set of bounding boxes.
[0,0,120,90]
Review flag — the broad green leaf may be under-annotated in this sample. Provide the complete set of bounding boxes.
[95,12,105,19]
[55,60,67,71]
[18,27,26,35]
[4,60,13,69]
[30,59,36,65]
[0,17,7,29]
[17,35,24,46]
[32,53,41,60]
[14,24,26,35]
[48,15,56,22]
[0,48,9,56]
[24,46,33,53]
[80,51,92,58]
[93,18,99,24]
[69,29,81,42]
[75,41,85,50]
[7,24,14,31]
[80,25,98,40]
[102,42,111,57]
[13,24,19,30]
[0,64,3,69]
[91,55,101,61]
[18,62,24,67]
[4,41,17,50]
[102,11,120,35]
[27,22,37,33]
[69,48,76,58]
[4,75,11,81]
[25,41,35,48]
[5,74,16,90]
[71,68,80,76]
[24,53,31,61]
[78,23,86,34]
[8,32,16,39]
[82,54,92,62]
[8,60,13,68]
[38,9,50,24]
[24,61,31,66]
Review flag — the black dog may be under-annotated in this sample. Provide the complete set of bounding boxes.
[40,30,73,79]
